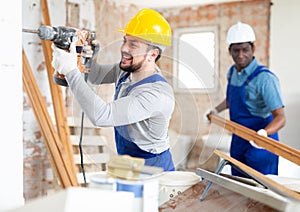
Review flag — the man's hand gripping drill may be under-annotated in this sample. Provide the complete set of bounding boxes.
[23,25,98,86]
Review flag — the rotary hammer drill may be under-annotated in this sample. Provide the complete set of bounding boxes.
[23,25,96,86]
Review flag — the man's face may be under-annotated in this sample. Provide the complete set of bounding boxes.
[119,35,151,73]
[229,42,255,71]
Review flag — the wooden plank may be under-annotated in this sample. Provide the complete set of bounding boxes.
[214,149,300,202]
[40,0,78,186]
[73,153,110,165]
[23,49,71,188]
[209,114,300,166]
[196,168,290,211]
[70,135,107,146]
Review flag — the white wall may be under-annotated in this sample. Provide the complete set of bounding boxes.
[0,1,23,211]
[270,0,300,177]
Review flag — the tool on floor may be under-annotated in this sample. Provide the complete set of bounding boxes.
[107,155,164,180]
[23,26,95,87]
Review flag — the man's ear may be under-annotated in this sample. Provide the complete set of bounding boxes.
[228,46,232,55]
[148,48,159,62]
[252,44,256,53]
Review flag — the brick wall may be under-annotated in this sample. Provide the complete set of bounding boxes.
[159,0,271,138]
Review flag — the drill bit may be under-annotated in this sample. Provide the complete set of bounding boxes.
[22,28,39,34]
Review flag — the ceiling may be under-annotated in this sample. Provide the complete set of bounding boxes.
[111,0,243,8]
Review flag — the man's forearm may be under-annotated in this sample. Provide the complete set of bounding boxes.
[215,99,228,113]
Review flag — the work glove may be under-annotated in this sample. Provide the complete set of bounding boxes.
[51,41,78,75]
[249,129,267,149]
[82,39,100,69]
[82,39,100,58]
[203,108,217,124]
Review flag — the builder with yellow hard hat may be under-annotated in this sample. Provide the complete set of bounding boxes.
[205,22,286,177]
[51,8,175,171]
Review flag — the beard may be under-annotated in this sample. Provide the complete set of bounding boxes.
[119,52,146,73]
[119,60,144,73]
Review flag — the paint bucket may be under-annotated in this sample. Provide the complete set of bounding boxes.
[116,178,159,212]
[89,172,159,212]
[89,172,117,191]
[157,171,201,205]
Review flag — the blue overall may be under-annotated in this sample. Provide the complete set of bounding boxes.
[114,73,175,171]
[227,65,279,177]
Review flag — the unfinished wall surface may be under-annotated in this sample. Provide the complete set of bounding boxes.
[156,0,271,170]
[22,0,63,201]
[22,0,142,202]
[22,0,274,202]
[159,0,271,139]
[22,0,97,201]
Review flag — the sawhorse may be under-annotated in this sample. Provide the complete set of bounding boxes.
[199,158,265,201]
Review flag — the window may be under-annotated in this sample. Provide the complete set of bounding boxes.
[173,26,219,92]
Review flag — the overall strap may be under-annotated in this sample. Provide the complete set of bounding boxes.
[244,65,273,86]
[122,74,167,97]
[114,73,130,100]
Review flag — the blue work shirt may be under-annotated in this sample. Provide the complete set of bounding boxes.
[227,58,284,118]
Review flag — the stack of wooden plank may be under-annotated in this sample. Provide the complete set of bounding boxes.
[23,50,77,188]
[21,0,78,188]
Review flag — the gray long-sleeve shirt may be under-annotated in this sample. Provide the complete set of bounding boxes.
[65,63,175,154]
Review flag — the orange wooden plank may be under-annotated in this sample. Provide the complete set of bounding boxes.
[23,49,72,188]
[209,114,300,166]
[40,0,78,186]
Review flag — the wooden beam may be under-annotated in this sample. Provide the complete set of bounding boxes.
[209,114,300,166]
[40,0,78,186]
[23,49,73,188]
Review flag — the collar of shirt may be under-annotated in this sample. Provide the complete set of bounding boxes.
[234,57,259,76]
[230,57,260,86]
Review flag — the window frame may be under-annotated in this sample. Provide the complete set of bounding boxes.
[172,25,219,93]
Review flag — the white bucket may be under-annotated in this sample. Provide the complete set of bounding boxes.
[116,178,159,212]
[157,171,201,205]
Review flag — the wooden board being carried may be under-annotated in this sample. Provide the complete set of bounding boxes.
[209,114,300,167]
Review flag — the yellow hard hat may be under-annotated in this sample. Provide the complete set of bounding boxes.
[118,8,172,47]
